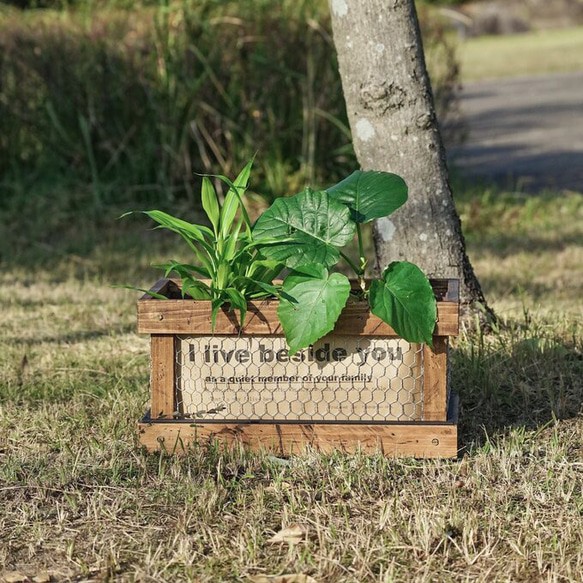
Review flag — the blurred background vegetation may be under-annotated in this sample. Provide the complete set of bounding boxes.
[0,0,459,202]
[0,0,462,265]
[0,0,581,281]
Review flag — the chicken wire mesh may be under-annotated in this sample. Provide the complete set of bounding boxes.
[173,335,425,422]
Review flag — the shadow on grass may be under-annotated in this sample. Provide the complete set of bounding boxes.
[453,321,583,451]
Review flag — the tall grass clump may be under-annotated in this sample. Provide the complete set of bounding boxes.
[0,0,460,209]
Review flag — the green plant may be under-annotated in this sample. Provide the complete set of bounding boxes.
[119,158,287,327]
[122,161,437,352]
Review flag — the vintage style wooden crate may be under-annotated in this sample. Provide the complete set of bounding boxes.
[137,278,459,458]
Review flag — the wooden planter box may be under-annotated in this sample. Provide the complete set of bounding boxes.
[137,278,459,458]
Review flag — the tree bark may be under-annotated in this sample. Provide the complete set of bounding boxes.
[329,0,489,310]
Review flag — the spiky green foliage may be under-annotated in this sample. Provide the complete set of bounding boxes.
[122,159,286,327]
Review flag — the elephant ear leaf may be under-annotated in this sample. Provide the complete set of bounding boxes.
[369,261,436,346]
[327,170,407,223]
[252,188,355,269]
[278,265,351,355]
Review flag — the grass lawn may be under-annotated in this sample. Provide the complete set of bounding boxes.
[460,26,583,82]
[1,188,582,581]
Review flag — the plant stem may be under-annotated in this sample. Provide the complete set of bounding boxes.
[356,223,365,260]
[340,251,361,278]
[356,223,367,290]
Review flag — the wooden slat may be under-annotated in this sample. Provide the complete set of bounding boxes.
[138,299,459,336]
[137,278,459,336]
[150,335,175,418]
[160,277,459,301]
[434,278,459,302]
[140,279,173,301]
[138,420,458,458]
[422,337,449,421]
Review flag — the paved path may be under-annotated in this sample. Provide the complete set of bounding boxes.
[448,71,583,191]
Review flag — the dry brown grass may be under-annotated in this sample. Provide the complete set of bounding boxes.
[1,189,582,582]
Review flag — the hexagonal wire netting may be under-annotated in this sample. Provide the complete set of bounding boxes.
[174,335,425,422]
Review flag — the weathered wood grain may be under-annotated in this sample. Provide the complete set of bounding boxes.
[422,338,449,421]
[138,277,459,458]
[144,277,459,302]
[138,420,458,458]
[150,335,175,418]
[138,298,459,336]
[140,279,172,301]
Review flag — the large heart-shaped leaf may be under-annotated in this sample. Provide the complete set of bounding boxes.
[327,170,407,223]
[369,261,437,346]
[253,189,355,268]
[278,265,351,354]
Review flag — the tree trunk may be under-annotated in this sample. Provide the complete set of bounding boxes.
[329,0,489,310]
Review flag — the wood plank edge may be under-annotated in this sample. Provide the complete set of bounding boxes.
[164,277,458,300]
[137,301,459,336]
[137,418,458,459]
[139,278,172,301]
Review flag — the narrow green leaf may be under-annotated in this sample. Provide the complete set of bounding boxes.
[327,170,408,223]
[232,275,280,298]
[211,298,224,332]
[181,237,215,277]
[369,261,437,346]
[244,259,284,287]
[152,261,210,279]
[278,266,351,354]
[224,287,247,327]
[196,172,253,235]
[216,262,230,289]
[220,157,254,238]
[111,284,168,300]
[246,280,280,297]
[201,177,220,234]
[150,224,218,265]
[253,188,356,268]
[124,210,213,241]
[181,278,212,300]
[221,215,244,262]
[122,209,217,273]
[245,259,282,278]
